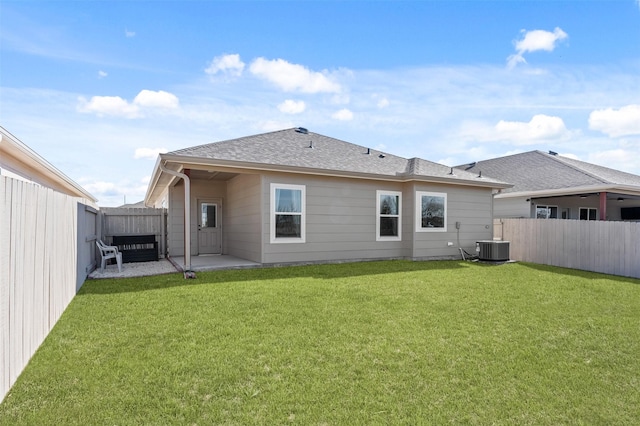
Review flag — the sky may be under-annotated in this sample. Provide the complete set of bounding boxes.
[1,0,640,207]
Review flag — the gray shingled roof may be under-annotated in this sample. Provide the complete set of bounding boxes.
[168,128,507,186]
[456,150,640,194]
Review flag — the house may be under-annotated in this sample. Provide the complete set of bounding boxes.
[456,150,640,221]
[0,126,97,202]
[144,128,510,268]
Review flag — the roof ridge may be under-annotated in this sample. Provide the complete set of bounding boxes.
[541,151,610,185]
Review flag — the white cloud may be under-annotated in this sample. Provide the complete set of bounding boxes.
[588,104,640,137]
[205,53,245,77]
[278,99,306,114]
[125,29,136,38]
[587,148,639,174]
[332,108,354,121]
[134,147,168,160]
[495,114,570,143]
[249,57,341,93]
[77,95,140,118]
[377,97,389,108]
[98,70,108,79]
[507,27,568,68]
[78,90,179,118]
[133,90,179,109]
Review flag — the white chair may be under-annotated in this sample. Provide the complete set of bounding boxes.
[96,240,123,273]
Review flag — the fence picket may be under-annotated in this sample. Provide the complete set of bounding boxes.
[498,218,640,279]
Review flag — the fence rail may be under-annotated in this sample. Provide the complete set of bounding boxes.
[496,218,640,279]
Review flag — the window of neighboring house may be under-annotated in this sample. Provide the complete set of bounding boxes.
[377,190,402,241]
[416,191,447,232]
[579,207,597,221]
[535,205,558,219]
[271,183,305,243]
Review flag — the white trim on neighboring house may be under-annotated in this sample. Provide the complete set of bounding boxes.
[494,184,640,200]
[579,207,598,221]
[0,126,97,201]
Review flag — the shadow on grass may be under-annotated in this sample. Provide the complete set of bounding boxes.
[517,261,640,286]
[78,259,475,296]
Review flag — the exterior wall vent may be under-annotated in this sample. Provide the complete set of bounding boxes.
[476,240,510,261]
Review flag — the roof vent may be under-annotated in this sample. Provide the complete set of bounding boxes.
[549,150,558,156]
[366,148,371,155]
[379,154,385,158]
[465,162,476,170]
[295,127,308,134]
[449,167,455,175]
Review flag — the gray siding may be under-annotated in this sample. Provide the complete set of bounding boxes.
[262,173,408,264]
[411,182,494,258]
[494,196,530,218]
[259,174,494,264]
[225,174,262,262]
[167,183,185,257]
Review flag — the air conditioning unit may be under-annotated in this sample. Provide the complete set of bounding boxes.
[476,240,510,262]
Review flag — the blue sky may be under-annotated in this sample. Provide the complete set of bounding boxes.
[2,0,639,206]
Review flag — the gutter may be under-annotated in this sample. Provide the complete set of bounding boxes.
[495,184,640,199]
[159,154,512,191]
[158,160,192,274]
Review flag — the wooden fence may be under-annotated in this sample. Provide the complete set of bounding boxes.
[496,218,640,279]
[99,207,167,257]
[1,176,96,402]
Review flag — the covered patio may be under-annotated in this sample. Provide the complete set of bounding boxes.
[168,254,261,272]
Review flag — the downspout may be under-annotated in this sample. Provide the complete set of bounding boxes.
[158,161,192,273]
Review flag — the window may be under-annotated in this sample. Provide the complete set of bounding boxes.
[271,184,305,243]
[535,205,558,219]
[377,190,402,241]
[416,191,447,232]
[201,203,217,228]
[579,207,597,221]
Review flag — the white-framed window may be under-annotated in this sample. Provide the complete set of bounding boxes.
[535,205,558,219]
[376,190,402,241]
[416,191,447,232]
[270,183,306,243]
[579,207,597,221]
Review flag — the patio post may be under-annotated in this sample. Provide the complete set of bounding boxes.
[599,191,607,220]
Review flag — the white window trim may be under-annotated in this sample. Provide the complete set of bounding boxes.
[535,204,559,219]
[376,190,402,241]
[270,183,306,244]
[415,191,447,232]
[579,207,598,221]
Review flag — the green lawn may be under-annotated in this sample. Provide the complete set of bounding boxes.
[1,260,639,425]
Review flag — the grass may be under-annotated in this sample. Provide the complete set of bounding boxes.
[1,260,640,425]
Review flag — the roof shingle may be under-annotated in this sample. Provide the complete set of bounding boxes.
[169,128,507,186]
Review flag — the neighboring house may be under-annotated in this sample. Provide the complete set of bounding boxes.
[0,126,96,202]
[456,150,640,221]
[144,128,510,267]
